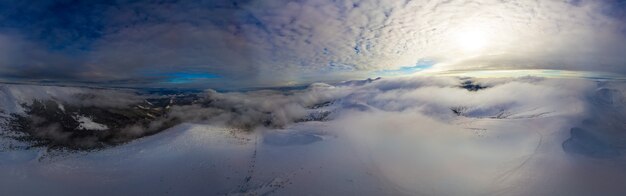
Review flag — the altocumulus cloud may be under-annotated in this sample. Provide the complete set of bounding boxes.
[0,0,625,88]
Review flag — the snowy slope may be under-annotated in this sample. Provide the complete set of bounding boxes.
[1,77,626,195]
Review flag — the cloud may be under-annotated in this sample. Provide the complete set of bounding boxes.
[0,0,625,88]
[0,75,610,150]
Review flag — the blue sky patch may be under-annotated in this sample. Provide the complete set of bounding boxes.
[377,60,435,76]
[162,72,221,84]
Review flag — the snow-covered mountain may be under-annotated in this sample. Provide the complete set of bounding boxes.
[0,83,337,150]
[1,77,626,196]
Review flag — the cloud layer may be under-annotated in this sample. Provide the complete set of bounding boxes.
[0,75,617,150]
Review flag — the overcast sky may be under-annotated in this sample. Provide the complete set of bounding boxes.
[0,0,625,88]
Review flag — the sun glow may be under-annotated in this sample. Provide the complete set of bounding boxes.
[455,28,488,52]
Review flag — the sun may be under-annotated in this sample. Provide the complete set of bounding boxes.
[454,28,488,52]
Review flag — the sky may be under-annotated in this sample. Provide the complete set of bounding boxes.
[0,0,625,88]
